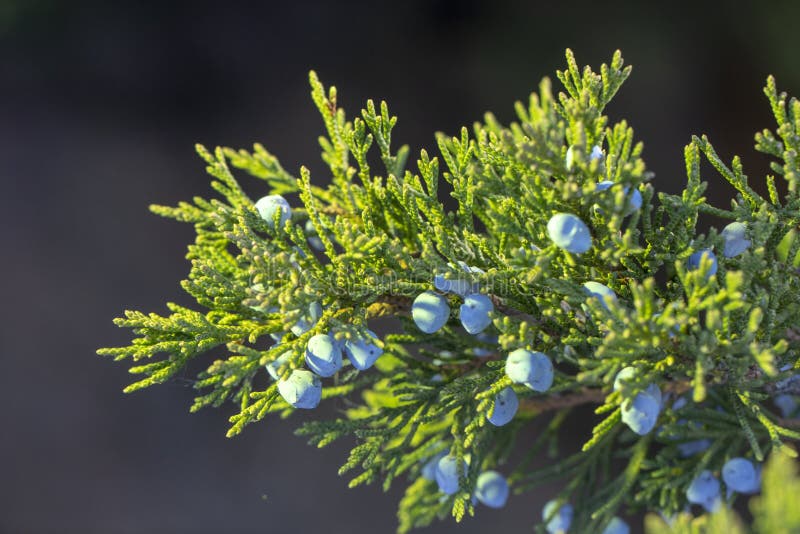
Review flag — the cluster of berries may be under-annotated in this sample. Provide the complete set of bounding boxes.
[271,327,385,409]
[554,146,751,280]
[255,195,384,409]
[686,457,761,512]
[685,220,752,279]
[421,453,509,509]
[547,144,643,255]
[668,392,773,516]
[401,146,641,523]
[541,499,629,533]
[412,266,494,336]
[252,168,776,523]
[549,152,757,444]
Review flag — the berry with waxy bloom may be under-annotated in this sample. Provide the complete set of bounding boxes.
[643,383,662,408]
[621,392,660,435]
[421,450,447,481]
[434,274,472,296]
[505,349,554,392]
[722,457,760,494]
[687,249,718,278]
[343,329,383,371]
[720,222,750,258]
[291,319,313,337]
[613,366,636,392]
[459,293,494,334]
[596,180,643,212]
[266,351,292,380]
[474,471,509,508]
[277,369,321,409]
[291,301,323,337]
[547,213,592,254]
[434,261,483,296]
[686,470,721,512]
[583,281,617,310]
[487,387,519,427]
[305,333,343,377]
[435,455,467,495]
[542,500,573,533]
[614,366,662,435]
[412,291,450,334]
[613,367,662,408]
[590,145,604,161]
[255,194,291,228]
[601,517,630,534]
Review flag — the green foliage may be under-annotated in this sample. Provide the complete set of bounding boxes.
[99,49,800,532]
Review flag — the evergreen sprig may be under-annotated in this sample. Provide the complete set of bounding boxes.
[99,49,800,533]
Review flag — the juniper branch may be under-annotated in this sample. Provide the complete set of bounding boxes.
[99,49,800,533]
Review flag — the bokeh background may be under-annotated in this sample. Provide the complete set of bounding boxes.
[3,1,799,532]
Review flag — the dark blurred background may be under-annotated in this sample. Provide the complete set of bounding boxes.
[2,1,799,532]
